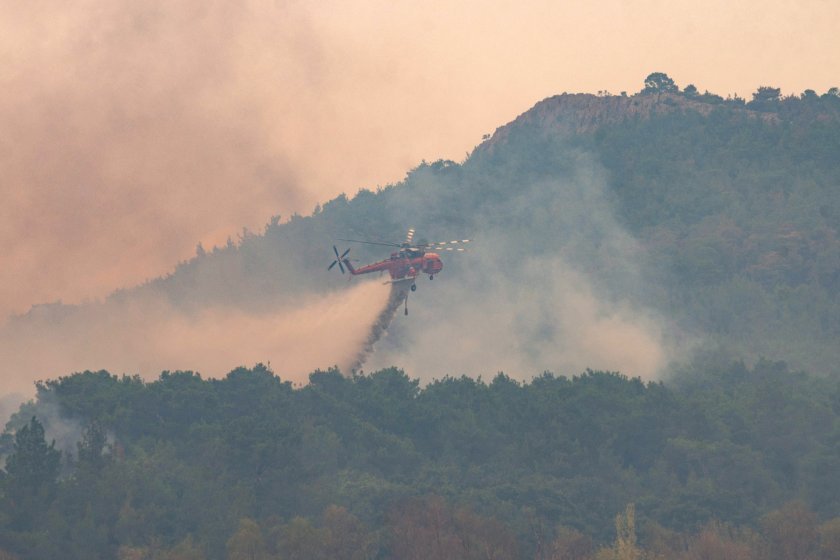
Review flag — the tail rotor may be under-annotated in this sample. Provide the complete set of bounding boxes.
[328,245,351,273]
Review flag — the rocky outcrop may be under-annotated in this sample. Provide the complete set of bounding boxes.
[474,92,776,155]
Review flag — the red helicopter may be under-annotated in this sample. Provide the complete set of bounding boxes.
[328,228,470,314]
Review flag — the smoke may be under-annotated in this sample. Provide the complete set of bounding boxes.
[0,280,391,396]
[0,0,703,390]
[363,151,679,382]
[0,393,26,432]
[2,0,509,320]
[2,0,833,396]
[0,1,291,317]
[0,119,680,395]
[366,256,668,381]
[0,389,122,471]
[19,399,86,460]
[3,0,838,350]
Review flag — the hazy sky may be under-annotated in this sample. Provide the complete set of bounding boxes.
[1,0,838,318]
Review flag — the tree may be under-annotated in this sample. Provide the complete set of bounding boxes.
[1,416,61,533]
[548,526,593,560]
[801,90,819,101]
[596,504,642,560]
[684,84,699,97]
[275,517,326,560]
[818,518,840,560]
[161,535,206,560]
[226,518,268,560]
[4,416,60,493]
[643,72,678,94]
[387,496,518,560]
[320,505,376,560]
[388,496,462,560]
[615,504,641,560]
[760,502,818,560]
[453,506,519,560]
[76,420,110,475]
[749,86,782,110]
[681,522,757,560]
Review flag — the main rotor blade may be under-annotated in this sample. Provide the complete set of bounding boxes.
[333,245,341,259]
[422,239,471,248]
[328,260,338,271]
[338,238,401,248]
[338,260,345,274]
[340,248,351,258]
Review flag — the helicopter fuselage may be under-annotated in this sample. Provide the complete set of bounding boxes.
[344,249,443,281]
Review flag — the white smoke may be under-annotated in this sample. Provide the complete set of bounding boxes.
[364,153,678,382]
[0,280,391,396]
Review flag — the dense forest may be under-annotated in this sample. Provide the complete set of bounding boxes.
[3,76,840,558]
[1,359,840,559]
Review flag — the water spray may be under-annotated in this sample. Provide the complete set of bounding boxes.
[348,283,409,373]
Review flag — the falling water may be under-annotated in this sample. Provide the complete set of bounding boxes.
[348,283,410,373]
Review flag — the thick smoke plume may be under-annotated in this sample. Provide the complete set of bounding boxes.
[0,141,677,396]
[2,0,522,320]
[0,280,391,396]
[3,0,837,399]
[366,258,668,381]
[364,153,678,382]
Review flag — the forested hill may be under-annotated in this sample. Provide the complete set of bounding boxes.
[8,78,840,377]
[1,361,840,558]
[2,77,840,559]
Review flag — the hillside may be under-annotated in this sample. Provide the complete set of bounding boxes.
[2,81,840,559]
[318,88,840,373]
[8,83,839,378]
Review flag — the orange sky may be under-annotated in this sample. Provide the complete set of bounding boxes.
[1,0,838,318]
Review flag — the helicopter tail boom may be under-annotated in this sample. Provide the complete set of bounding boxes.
[343,258,358,275]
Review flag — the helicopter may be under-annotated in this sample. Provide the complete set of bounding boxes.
[328,228,470,314]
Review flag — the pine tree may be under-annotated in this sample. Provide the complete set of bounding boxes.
[4,416,60,492]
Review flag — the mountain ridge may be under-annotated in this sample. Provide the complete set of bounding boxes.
[476,91,782,154]
[3,83,840,381]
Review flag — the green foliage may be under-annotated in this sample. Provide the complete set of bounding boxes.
[580,97,840,372]
[0,417,62,552]
[750,86,782,109]
[226,518,267,560]
[76,421,110,475]
[1,360,839,558]
[643,72,678,94]
[4,417,60,493]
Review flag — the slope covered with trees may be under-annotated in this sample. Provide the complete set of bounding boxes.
[9,75,840,376]
[469,82,840,372]
[1,361,840,558]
